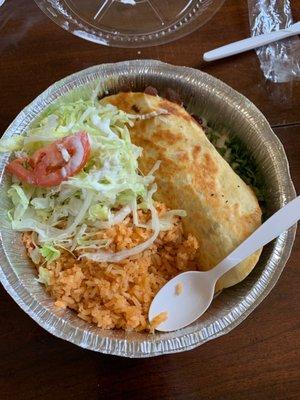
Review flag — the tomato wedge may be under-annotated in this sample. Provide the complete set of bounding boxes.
[6,132,90,187]
[6,158,36,185]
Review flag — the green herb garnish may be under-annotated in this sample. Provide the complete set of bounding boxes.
[203,121,266,215]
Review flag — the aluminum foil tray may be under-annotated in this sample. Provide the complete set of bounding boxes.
[0,60,296,357]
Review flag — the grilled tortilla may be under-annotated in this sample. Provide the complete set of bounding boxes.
[101,92,262,291]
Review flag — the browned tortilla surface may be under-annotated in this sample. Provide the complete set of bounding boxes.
[101,92,262,291]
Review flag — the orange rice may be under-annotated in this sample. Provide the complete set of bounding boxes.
[23,202,199,332]
[175,282,183,295]
[149,311,168,332]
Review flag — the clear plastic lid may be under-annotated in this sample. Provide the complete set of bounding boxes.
[34,0,225,47]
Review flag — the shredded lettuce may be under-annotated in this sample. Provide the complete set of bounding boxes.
[3,87,185,264]
[0,136,24,152]
[7,184,29,220]
[29,247,42,264]
[40,244,61,263]
[31,197,54,210]
[80,185,161,262]
[88,204,109,220]
[37,266,51,285]
[159,210,187,231]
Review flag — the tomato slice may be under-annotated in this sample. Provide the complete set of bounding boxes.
[6,158,36,185]
[6,132,90,187]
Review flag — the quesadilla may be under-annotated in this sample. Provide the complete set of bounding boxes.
[101,92,262,291]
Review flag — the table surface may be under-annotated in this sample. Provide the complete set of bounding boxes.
[1,1,299,399]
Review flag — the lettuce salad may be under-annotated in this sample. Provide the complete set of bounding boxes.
[1,89,184,265]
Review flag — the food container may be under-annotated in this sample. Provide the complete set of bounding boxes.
[33,0,226,48]
[0,60,296,357]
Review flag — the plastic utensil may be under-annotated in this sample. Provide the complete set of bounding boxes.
[149,196,300,332]
[203,21,300,62]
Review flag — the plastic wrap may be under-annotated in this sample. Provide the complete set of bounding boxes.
[248,0,300,82]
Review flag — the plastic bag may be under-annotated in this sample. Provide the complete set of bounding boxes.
[248,0,300,82]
